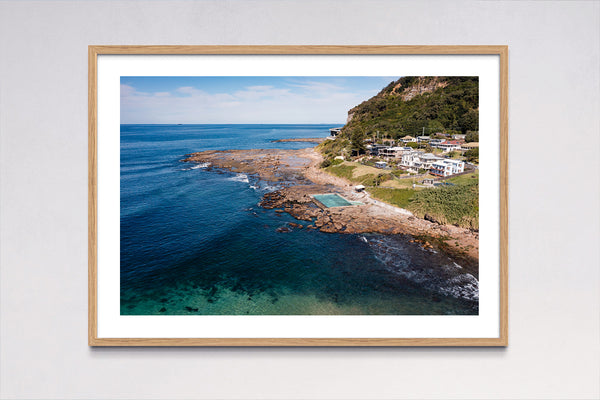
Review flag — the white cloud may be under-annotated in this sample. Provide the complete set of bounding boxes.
[175,86,200,95]
[120,84,136,97]
[287,80,344,93]
[121,81,373,124]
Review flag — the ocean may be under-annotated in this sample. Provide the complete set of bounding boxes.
[120,124,478,315]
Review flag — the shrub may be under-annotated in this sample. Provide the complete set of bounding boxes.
[464,148,479,162]
[320,159,332,168]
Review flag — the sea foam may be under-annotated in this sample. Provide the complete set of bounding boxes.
[367,235,479,301]
[181,162,211,171]
[228,174,250,183]
[191,162,211,169]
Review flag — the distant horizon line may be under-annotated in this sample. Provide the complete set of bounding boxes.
[120,123,346,125]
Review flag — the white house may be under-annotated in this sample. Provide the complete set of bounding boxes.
[436,140,463,152]
[400,151,421,167]
[429,138,447,147]
[416,153,443,170]
[416,136,431,143]
[400,135,416,143]
[430,159,465,177]
[401,152,443,171]
[379,146,412,159]
[374,161,388,169]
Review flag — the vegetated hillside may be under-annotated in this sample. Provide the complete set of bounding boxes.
[343,76,479,139]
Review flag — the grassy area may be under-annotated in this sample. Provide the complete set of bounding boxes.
[368,171,479,229]
[325,163,357,180]
[408,180,479,229]
[356,173,378,186]
[367,187,416,209]
[383,179,417,189]
[445,171,479,185]
[352,164,387,178]
[326,161,395,185]
[327,162,430,188]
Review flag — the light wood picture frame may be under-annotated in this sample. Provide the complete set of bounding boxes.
[89,45,508,346]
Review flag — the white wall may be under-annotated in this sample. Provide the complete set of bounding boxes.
[1,1,598,399]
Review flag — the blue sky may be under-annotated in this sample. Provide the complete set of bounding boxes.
[120,76,397,124]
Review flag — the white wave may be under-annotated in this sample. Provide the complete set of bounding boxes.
[438,274,479,301]
[181,162,211,171]
[191,162,211,169]
[228,174,249,183]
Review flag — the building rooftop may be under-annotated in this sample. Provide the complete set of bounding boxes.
[441,140,462,145]
[420,153,441,160]
[440,158,463,164]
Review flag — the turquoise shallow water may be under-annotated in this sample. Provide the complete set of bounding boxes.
[120,124,478,315]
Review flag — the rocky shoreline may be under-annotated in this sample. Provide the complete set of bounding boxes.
[182,146,479,275]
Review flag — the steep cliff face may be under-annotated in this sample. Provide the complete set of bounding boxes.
[343,76,478,138]
[346,112,355,124]
[392,76,449,101]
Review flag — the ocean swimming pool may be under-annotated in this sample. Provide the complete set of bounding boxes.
[313,193,362,208]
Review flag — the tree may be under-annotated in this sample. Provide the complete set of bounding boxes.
[406,142,419,149]
[459,109,479,133]
[427,120,444,134]
[465,131,479,142]
[350,129,366,155]
[464,148,479,162]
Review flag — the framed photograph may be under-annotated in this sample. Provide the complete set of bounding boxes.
[89,45,508,346]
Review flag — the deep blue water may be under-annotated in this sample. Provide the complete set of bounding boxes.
[120,124,478,315]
